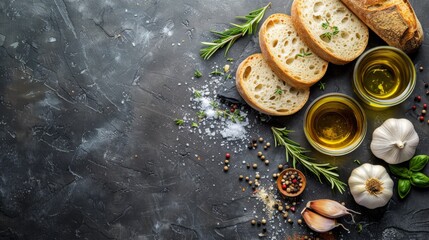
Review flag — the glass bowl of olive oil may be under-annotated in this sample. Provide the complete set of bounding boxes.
[353,46,416,109]
[304,93,367,156]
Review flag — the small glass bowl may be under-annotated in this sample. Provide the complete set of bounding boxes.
[353,46,416,109]
[303,93,367,156]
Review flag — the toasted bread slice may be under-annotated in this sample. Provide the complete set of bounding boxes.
[259,13,328,88]
[291,0,369,65]
[236,54,310,116]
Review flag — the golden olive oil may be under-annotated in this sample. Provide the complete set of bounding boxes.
[304,95,366,152]
[353,47,416,109]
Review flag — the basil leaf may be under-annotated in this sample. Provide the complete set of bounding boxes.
[389,165,411,179]
[409,155,429,172]
[398,179,411,199]
[411,172,429,188]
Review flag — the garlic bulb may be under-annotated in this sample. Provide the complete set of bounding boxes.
[370,118,419,164]
[348,163,393,209]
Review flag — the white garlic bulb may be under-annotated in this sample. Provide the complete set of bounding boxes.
[370,118,419,164]
[348,163,393,209]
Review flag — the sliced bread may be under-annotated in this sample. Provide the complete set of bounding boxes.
[236,53,310,116]
[259,13,328,88]
[291,0,369,65]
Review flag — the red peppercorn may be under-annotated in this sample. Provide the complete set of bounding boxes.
[225,153,231,159]
[412,105,417,110]
[419,116,424,122]
[290,206,296,212]
[232,104,238,109]
[292,179,297,184]
[230,108,235,113]
[282,183,287,190]
[424,104,427,110]
[416,96,422,102]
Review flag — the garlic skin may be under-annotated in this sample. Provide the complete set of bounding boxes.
[370,118,419,164]
[348,163,393,209]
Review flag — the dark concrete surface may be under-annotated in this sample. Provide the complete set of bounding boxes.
[1,0,429,239]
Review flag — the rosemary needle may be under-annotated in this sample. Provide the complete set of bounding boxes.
[200,3,271,60]
[271,127,347,194]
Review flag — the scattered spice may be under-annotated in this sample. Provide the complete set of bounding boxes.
[419,66,424,72]
[412,105,417,110]
[264,159,270,165]
[223,166,229,171]
[224,159,229,164]
[225,153,231,159]
[419,116,424,122]
[415,95,422,102]
[258,137,264,142]
[252,163,258,169]
[239,175,244,180]
[424,104,427,109]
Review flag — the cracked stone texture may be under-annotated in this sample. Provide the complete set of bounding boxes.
[1,0,429,239]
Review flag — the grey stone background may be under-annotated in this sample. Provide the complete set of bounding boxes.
[1,0,429,239]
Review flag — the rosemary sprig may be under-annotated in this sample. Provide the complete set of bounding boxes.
[194,69,202,78]
[200,3,271,60]
[318,81,326,90]
[271,127,347,193]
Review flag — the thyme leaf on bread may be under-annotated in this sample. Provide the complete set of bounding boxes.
[272,127,347,193]
[320,19,339,41]
[296,49,312,58]
[274,88,283,95]
[200,3,271,60]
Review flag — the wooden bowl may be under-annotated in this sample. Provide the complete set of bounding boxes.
[277,168,306,198]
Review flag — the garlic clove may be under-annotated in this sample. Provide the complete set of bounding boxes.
[301,208,350,233]
[306,199,360,223]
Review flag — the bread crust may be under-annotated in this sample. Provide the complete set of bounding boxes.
[291,0,369,65]
[235,54,310,116]
[259,13,328,89]
[340,0,423,53]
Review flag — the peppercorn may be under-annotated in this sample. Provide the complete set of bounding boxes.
[245,176,249,181]
[260,155,266,160]
[422,109,427,115]
[223,166,229,172]
[278,164,283,170]
[266,142,271,147]
[239,175,243,180]
[425,83,429,88]
[248,143,253,149]
[248,180,253,185]
[412,105,417,110]
[253,143,257,148]
[251,219,256,225]
[290,206,296,212]
[261,218,267,225]
[225,153,231,159]
[263,146,268,150]
[416,95,422,102]
[282,212,288,218]
[282,183,287,190]
[288,218,293,224]
[272,173,277,178]
[253,163,258,169]
[224,159,229,164]
[246,163,250,169]
[262,228,267,233]
[230,108,235,113]
[255,174,260,179]
[420,116,425,122]
[419,66,424,72]
[424,104,428,109]
[292,202,296,206]
[258,137,264,142]
[257,151,262,157]
[264,159,270,165]
[252,139,257,143]
[278,205,284,211]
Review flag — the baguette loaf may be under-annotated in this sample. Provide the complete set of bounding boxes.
[291,0,369,65]
[236,54,310,116]
[259,14,329,88]
[340,0,423,53]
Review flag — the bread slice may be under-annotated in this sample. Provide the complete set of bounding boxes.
[291,0,369,65]
[259,13,329,88]
[236,53,310,116]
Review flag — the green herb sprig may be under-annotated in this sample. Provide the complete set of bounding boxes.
[318,81,326,91]
[194,69,202,78]
[174,119,184,126]
[320,19,339,41]
[200,3,271,60]
[216,108,244,123]
[271,127,347,193]
[296,49,312,58]
[389,155,429,199]
[274,88,283,95]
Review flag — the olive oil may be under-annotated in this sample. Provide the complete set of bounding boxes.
[304,94,366,156]
[353,46,416,109]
